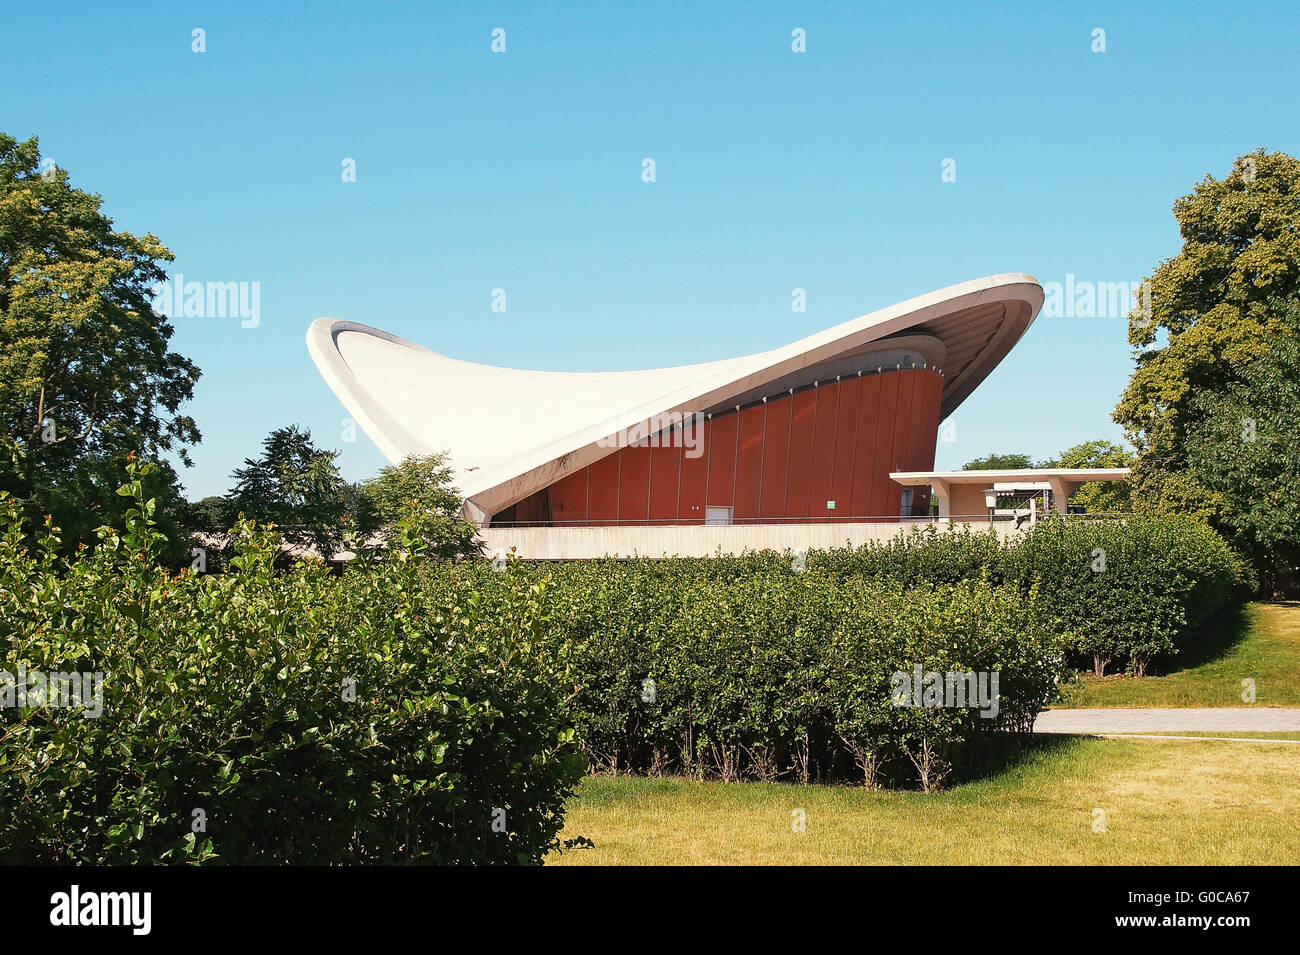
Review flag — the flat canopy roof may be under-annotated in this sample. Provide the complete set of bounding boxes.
[891,468,1131,486]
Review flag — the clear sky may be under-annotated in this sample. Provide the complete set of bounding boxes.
[4,1,1297,498]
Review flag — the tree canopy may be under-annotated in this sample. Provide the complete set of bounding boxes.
[1113,148,1300,587]
[358,452,479,560]
[961,452,1034,470]
[1114,148,1300,512]
[0,133,199,555]
[226,425,348,555]
[1182,302,1300,584]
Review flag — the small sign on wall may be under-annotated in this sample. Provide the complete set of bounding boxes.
[826,500,836,510]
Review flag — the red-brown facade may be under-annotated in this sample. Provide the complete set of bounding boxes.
[496,367,942,525]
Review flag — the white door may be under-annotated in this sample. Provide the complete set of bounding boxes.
[705,506,733,526]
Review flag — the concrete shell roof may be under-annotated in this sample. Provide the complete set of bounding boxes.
[307,273,1043,521]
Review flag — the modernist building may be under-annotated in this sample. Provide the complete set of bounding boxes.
[308,273,1123,556]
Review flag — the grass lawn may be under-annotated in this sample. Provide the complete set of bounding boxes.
[549,736,1300,865]
[1057,601,1300,707]
[1103,731,1300,740]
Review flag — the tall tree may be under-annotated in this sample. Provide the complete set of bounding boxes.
[1039,440,1135,513]
[359,451,479,559]
[0,133,199,554]
[1114,149,1300,518]
[226,425,348,556]
[1183,303,1300,589]
[961,452,1033,470]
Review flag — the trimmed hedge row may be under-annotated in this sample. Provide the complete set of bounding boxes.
[501,516,1243,678]
[436,561,1066,789]
[0,469,586,865]
[434,515,1244,787]
[998,517,1247,675]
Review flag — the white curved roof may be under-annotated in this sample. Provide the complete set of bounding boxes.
[307,273,1043,521]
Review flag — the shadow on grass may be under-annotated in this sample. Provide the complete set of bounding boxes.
[1149,602,1254,675]
[950,732,1086,787]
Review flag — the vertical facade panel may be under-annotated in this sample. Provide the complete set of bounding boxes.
[867,372,900,520]
[647,443,682,524]
[617,444,651,523]
[850,374,882,517]
[898,372,930,516]
[784,390,819,518]
[886,372,917,518]
[759,395,793,517]
[807,384,839,520]
[705,413,739,507]
[678,422,709,523]
[829,376,861,520]
[550,468,589,524]
[733,404,766,522]
[587,452,621,523]
[908,371,945,515]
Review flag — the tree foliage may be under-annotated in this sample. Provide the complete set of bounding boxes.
[226,425,348,555]
[1114,150,1300,506]
[1113,149,1300,584]
[961,452,1033,470]
[1040,439,1135,512]
[0,133,199,556]
[1183,303,1300,585]
[358,452,479,560]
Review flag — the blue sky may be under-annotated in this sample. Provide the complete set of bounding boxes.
[4,1,1298,498]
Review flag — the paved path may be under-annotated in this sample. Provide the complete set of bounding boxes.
[1034,707,1300,734]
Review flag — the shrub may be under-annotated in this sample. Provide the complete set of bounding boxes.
[444,558,1068,791]
[0,464,585,864]
[1002,516,1248,676]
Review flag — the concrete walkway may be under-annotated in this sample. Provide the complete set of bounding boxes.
[1034,707,1300,734]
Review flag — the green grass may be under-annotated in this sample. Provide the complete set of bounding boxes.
[1102,730,1300,740]
[549,736,1300,865]
[1057,601,1300,707]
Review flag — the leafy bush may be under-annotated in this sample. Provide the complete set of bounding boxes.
[432,516,1243,791]
[0,463,585,864]
[1000,516,1249,676]
[439,558,1067,791]
[790,517,1245,677]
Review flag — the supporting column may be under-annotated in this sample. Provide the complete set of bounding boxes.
[930,478,951,523]
[1046,478,1076,516]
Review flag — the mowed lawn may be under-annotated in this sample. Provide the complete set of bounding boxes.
[1058,601,1300,707]
[549,737,1300,865]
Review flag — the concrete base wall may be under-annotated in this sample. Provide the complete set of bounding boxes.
[481,520,1022,560]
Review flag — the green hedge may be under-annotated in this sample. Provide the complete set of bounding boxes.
[0,466,586,865]
[436,559,1066,790]
[799,518,1244,676]
[436,515,1243,788]
[998,516,1248,676]
[1,463,1247,859]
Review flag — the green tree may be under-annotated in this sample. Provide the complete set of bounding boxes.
[0,133,200,556]
[962,453,1033,470]
[1114,149,1300,519]
[1040,439,1135,513]
[1183,303,1300,591]
[359,452,480,559]
[183,495,232,531]
[226,425,348,556]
